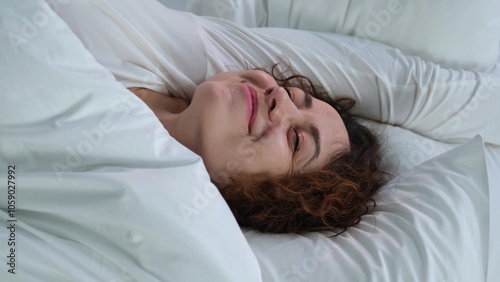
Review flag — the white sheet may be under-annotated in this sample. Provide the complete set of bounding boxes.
[159,0,500,71]
[485,145,500,282]
[151,1,500,281]
[244,126,496,282]
[0,0,498,281]
[57,0,500,146]
[0,1,261,281]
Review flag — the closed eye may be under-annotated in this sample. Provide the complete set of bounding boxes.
[292,127,301,153]
[284,87,295,101]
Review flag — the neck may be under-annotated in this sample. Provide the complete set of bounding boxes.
[128,88,197,148]
[128,87,188,114]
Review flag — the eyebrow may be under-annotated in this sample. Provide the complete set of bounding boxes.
[299,91,320,167]
[304,91,312,109]
[304,125,321,168]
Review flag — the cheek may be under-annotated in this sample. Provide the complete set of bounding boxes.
[212,139,261,174]
[193,82,221,102]
[201,138,251,180]
[233,138,290,175]
[204,140,289,183]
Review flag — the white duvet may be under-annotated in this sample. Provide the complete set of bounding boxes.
[0,1,260,281]
[0,0,499,281]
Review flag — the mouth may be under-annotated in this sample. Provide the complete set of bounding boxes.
[243,84,257,134]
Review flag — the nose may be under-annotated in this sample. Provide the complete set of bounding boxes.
[264,87,302,127]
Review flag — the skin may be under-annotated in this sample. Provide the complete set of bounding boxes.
[129,70,349,184]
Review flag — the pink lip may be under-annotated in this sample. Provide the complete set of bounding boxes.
[243,84,257,134]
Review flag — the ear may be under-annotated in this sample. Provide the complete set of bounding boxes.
[209,170,235,188]
[336,98,356,111]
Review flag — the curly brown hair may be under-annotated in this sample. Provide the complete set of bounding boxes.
[214,63,387,234]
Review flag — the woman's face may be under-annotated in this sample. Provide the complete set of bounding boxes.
[176,70,349,183]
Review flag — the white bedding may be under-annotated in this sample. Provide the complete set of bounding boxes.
[59,0,500,146]
[0,1,261,281]
[0,0,498,281]
[159,0,500,71]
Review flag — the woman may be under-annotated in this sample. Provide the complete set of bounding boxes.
[55,0,386,234]
[129,64,386,234]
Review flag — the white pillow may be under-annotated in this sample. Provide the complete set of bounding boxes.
[159,0,500,71]
[270,0,500,71]
[248,27,500,145]
[0,1,261,281]
[33,2,493,281]
[156,0,268,28]
[58,0,500,146]
[48,2,495,281]
[244,134,490,282]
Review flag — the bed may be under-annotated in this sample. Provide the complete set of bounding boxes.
[0,0,498,281]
